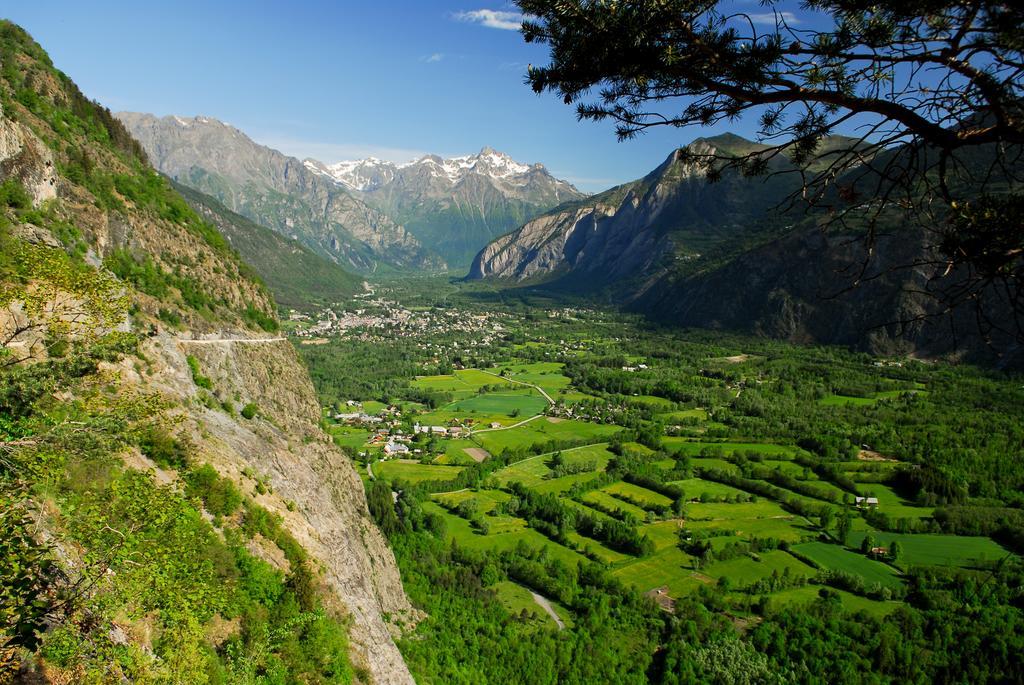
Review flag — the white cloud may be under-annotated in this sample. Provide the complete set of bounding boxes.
[453,9,525,31]
[747,11,801,26]
[423,53,444,63]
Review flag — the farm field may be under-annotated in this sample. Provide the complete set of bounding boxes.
[473,419,620,454]
[421,501,588,568]
[793,542,904,589]
[293,287,1024,683]
[766,586,902,618]
[663,438,800,457]
[374,461,465,484]
[847,532,1011,568]
[447,389,548,417]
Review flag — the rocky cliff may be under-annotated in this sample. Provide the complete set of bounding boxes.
[1,21,415,682]
[468,134,1020,363]
[128,335,417,683]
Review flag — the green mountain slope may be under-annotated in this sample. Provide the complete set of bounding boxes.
[172,181,363,308]
[0,21,416,683]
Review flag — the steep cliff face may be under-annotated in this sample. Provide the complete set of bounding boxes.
[1,21,416,683]
[468,134,1019,362]
[127,335,417,683]
[468,141,794,284]
[116,112,444,273]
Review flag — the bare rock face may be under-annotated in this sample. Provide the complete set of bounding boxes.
[0,104,57,204]
[133,335,418,684]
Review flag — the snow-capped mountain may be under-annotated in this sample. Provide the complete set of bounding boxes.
[304,147,555,192]
[304,147,585,267]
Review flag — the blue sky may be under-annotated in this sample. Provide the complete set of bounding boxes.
[6,1,806,191]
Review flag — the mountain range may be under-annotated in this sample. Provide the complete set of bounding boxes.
[306,148,583,267]
[468,134,1019,364]
[117,113,581,271]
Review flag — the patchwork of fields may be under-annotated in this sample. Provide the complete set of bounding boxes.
[326,358,1018,625]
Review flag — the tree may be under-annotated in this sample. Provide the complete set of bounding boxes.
[819,507,834,533]
[889,540,902,562]
[836,508,852,545]
[518,0,1024,345]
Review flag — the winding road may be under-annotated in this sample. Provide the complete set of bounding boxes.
[530,591,565,630]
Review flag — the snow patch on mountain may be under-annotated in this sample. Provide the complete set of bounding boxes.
[309,147,547,191]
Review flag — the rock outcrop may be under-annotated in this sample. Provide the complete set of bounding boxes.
[129,335,417,683]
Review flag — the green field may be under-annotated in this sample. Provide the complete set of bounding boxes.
[659,408,708,422]
[664,437,799,458]
[498,362,572,394]
[422,501,588,568]
[494,444,615,487]
[847,532,1012,568]
[327,426,370,450]
[474,419,620,454]
[612,546,704,597]
[447,389,548,417]
[704,550,816,585]
[767,585,902,618]
[374,461,464,484]
[852,483,934,519]
[819,394,878,406]
[669,478,750,501]
[582,490,648,520]
[792,542,904,589]
[602,481,673,508]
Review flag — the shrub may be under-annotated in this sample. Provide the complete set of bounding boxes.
[186,355,213,389]
[241,403,259,420]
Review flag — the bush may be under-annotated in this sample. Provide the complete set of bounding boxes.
[241,403,259,420]
[0,177,32,209]
[184,464,243,517]
[137,425,188,469]
[187,355,213,389]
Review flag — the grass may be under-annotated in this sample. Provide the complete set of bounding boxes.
[703,550,816,585]
[582,490,648,520]
[852,483,934,519]
[498,362,572,394]
[659,408,708,422]
[474,419,620,454]
[566,531,633,564]
[766,586,901,618]
[792,542,904,589]
[492,444,616,488]
[846,532,1013,568]
[664,437,799,458]
[374,461,464,484]
[629,395,676,409]
[640,520,686,552]
[685,500,814,543]
[447,390,548,417]
[670,477,755,501]
[327,426,370,450]
[603,481,673,508]
[819,394,877,406]
[612,547,704,597]
[422,501,588,568]
[490,581,572,629]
